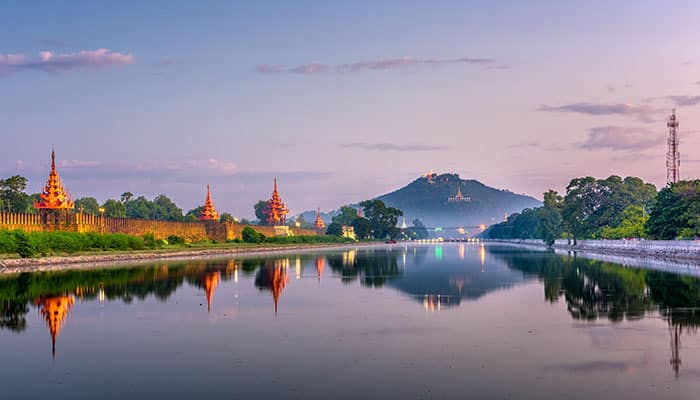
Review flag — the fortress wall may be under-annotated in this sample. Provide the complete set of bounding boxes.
[0,212,44,233]
[1,212,319,242]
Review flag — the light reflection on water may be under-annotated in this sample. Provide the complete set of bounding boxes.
[2,244,700,399]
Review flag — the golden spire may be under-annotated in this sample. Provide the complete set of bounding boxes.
[314,208,325,229]
[264,177,289,225]
[202,271,220,313]
[35,295,74,358]
[198,184,220,221]
[34,147,74,210]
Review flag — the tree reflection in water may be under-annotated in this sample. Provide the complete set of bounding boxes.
[489,246,700,377]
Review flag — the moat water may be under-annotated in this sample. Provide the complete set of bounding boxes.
[2,244,700,399]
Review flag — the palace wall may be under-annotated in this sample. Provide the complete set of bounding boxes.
[0,212,318,242]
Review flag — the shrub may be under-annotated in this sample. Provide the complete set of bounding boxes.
[241,227,265,243]
[142,233,165,249]
[167,235,186,246]
[0,230,17,254]
[14,231,36,258]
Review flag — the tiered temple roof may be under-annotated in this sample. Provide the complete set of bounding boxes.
[314,208,325,229]
[198,184,220,221]
[34,295,75,357]
[264,178,289,225]
[34,148,74,210]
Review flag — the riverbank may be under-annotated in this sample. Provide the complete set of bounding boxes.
[487,238,700,270]
[0,242,382,274]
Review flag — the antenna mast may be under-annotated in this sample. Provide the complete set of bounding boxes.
[666,109,680,184]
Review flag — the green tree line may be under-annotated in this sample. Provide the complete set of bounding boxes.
[486,176,700,244]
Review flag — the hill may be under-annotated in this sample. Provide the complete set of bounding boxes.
[295,173,541,231]
[375,173,540,228]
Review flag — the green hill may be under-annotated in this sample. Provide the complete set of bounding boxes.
[376,173,541,228]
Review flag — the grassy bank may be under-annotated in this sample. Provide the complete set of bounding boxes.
[0,229,355,259]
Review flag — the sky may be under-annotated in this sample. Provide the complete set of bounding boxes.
[1,1,699,218]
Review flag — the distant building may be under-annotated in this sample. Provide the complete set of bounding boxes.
[447,186,471,203]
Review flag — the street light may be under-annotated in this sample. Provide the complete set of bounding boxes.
[98,207,105,234]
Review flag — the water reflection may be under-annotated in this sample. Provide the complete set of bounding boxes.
[1,244,700,380]
[35,295,74,358]
[255,263,289,315]
[489,246,700,378]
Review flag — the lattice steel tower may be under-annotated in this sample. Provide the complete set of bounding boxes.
[666,109,680,184]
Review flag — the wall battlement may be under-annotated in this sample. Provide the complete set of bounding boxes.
[0,212,318,242]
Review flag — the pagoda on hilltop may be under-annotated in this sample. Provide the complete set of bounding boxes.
[314,208,325,229]
[264,178,289,225]
[34,148,74,223]
[198,184,220,221]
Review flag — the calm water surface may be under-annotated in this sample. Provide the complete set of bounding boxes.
[2,244,700,399]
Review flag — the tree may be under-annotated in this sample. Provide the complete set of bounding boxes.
[598,205,648,239]
[74,197,100,215]
[120,192,134,203]
[561,176,656,242]
[359,199,403,239]
[0,175,32,213]
[326,222,343,236]
[102,199,126,218]
[647,180,700,239]
[220,213,235,223]
[254,200,268,224]
[153,194,184,221]
[352,218,371,239]
[332,205,360,226]
[185,206,204,222]
[408,218,429,239]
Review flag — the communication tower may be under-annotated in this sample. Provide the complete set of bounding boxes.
[666,109,680,184]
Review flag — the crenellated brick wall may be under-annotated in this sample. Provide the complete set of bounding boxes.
[0,211,319,242]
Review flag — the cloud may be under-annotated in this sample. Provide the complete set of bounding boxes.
[507,141,567,151]
[0,48,134,76]
[666,95,700,107]
[538,102,663,123]
[257,56,496,75]
[578,126,664,151]
[340,142,449,152]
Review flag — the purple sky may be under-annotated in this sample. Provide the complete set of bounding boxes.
[1,1,699,218]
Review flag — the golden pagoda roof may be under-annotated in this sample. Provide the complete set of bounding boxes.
[34,148,74,210]
[314,208,325,229]
[264,178,289,225]
[198,184,220,221]
[34,295,74,357]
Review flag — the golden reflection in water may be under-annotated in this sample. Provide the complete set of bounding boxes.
[270,267,288,315]
[480,244,486,271]
[202,271,220,313]
[295,256,302,280]
[422,294,441,312]
[34,295,75,357]
[315,257,325,282]
[458,244,465,260]
[343,250,356,267]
